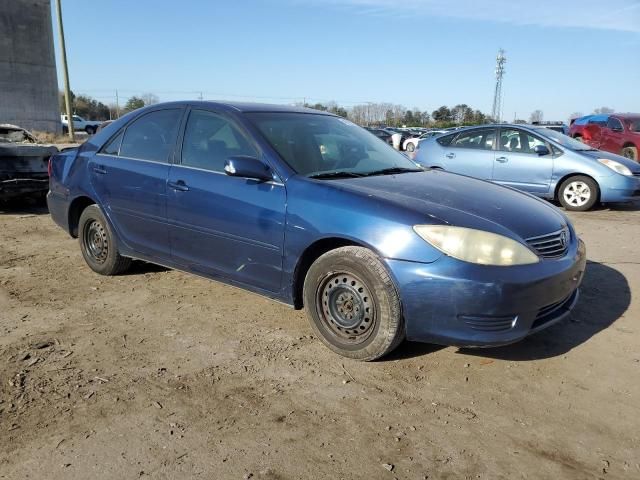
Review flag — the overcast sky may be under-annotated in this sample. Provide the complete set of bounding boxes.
[54,0,640,121]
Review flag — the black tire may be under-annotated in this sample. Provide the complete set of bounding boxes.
[621,146,638,162]
[573,135,583,143]
[78,204,131,275]
[557,175,599,212]
[85,126,96,135]
[62,125,68,134]
[303,246,404,361]
[406,142,416,152]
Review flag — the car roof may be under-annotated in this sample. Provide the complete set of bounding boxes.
[143,100,334,115]
[612,113,640,119]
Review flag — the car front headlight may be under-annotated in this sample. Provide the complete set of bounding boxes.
[413,225,539,266]
[598,158,632,176]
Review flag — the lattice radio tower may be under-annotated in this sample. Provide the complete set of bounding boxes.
[491,49,507,122]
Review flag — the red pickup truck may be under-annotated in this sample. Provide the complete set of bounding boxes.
[569,113,640,161]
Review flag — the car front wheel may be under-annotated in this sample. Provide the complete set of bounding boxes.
[78,205,131,275]
[621,146,638,162]
[558,176,599,211]
[406,142,415,152]
[303,246,404,361]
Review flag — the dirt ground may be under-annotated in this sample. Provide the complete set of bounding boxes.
[1,200,639,480]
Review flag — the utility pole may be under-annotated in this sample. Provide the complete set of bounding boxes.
[115,89,120,118]
[54,0,74,141]
[491,49,507,123]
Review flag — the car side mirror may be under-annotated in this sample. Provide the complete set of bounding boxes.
[224,156,273,182]
[534,145,550,156]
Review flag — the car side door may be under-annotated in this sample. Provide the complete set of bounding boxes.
[440,127,497,180]
[88,108,184,260]
[166,108,286,293]
[600,117,625,154]
[492,127,553,195]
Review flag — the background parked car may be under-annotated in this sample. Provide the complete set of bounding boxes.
[61,114,102,135]
[569,113,639,162]
[531,121,569,135]
[0,124,58,202]
[364,127,395,148]
[403,130,448,152]
[414,124,640,211]
[383,127,410,151]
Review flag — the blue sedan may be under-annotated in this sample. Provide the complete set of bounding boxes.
[48,102,586,360]
[414,124,640,211]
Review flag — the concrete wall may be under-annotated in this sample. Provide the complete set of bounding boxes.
[0,0,60,133]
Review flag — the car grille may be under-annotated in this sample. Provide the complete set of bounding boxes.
[525,228,569,258]
[531,290,577,330]
[459,314,517,332]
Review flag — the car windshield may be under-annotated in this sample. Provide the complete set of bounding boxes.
[247,112,422,177]
[626,118,640,132]
[533,127,596,151]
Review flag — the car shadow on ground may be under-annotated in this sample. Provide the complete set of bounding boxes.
[457,260,630,362]
[122,260,170,275]
[0,199,49,215]
[597,199,640,211]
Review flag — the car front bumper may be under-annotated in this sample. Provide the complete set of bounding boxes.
[385,239,587,347]
[599,174,640,202]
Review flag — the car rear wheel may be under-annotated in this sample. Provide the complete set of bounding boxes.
[621,146,638,162]
[303,246,404,361]
[78,205,131,275]
[558,176,599,212]
[406,142,415,152]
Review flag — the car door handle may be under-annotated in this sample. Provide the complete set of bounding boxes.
[496,157,508,163]
[92,165,107,174]
[445,152,455,159]
[168,180,189,192]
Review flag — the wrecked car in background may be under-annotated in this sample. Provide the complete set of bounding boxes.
[0,124,58,202]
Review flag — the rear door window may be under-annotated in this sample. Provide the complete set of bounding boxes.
[119,109,183,162]
[450,129,496,150]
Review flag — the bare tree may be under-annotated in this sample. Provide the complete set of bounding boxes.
[529,110,544,123]
[141,93,159,106]
[593,106,614,114]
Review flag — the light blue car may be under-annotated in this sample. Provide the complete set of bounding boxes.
[414,124,640,211]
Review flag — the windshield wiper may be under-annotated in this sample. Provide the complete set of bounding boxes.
[307,171,366,179]
[362,167,424,177]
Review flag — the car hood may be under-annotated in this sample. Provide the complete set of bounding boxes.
[578,149,640,173]
[327,170,569,240]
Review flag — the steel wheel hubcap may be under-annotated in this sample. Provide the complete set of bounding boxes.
[84,220,108,263]
[317,272,375,344]
[563,181,591,207]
